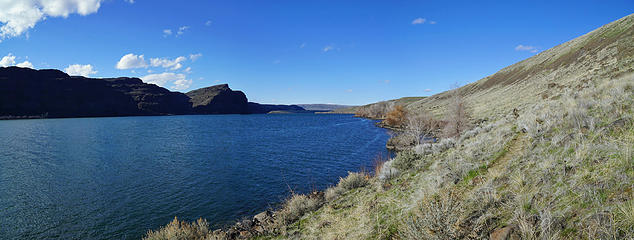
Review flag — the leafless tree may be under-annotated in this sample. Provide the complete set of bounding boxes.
[442,86,471,138]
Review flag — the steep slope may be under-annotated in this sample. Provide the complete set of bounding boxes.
[405,14,633,120]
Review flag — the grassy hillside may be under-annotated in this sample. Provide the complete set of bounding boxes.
[144,14,633,240]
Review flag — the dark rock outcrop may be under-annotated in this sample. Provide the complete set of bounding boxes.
[186,84,249,114]
[0,67,192,118]
[0,67,311,119]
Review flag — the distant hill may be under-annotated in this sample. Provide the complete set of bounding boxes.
[296,104,354,112]
[331,97,426,116]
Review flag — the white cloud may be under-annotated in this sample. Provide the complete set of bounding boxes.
[177,26,189,36]
[345,89,352,92]
[299,42,306,48]
[16,60,33,68]
[205,20,212,26]
[384,80,391,84]
[429,21,437,24]
[189,53,202,61]
[150,56,186,70]
[323,45,334,52]
[125,0,135,3]
[515,44,539,53]
[183,67,192,73]
[412,18,426,25]
[163,29,172,37]
[0,0,103,40]
[116,53,148,69]
[423,88,432,92]
[1,53,34,68]
[141,72,192,90]
[0,53,16,67]
[172,78,193,90]
[65,64,96,77]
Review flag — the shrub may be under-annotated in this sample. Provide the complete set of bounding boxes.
[276,194,323,225]
[144,217,214,240]
[432,138,456,153]
[413,143,433,155]
[400,191,464,240]
[325,186,346,202]
[325,172,370,201]
[377,159,400,183]
[392,150,419,171]
[386,105,407,127]
[338,172,369,191]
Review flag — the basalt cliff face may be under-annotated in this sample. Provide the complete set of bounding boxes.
[186,84,249,114]
[0,67,306,119]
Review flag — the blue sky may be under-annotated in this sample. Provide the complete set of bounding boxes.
[0,1,632,105]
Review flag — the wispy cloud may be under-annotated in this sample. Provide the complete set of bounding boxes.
[384,80,391,84]
[412,18,426,25]
[424,88,432,92]
[412,17,436,25]
[205,20,212,26]
[177,26,189,36]
[163,29,172,37]
[189,53,203,61]
[273,60,281,64]
[323,45,334,52]
[515,44,539,53]
[299,43,306,48]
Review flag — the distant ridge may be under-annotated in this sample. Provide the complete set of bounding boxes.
[296,104,354,112]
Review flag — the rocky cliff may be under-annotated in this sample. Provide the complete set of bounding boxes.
[0,67,191,118]
[0,67,308,119]
[186,84,249,114]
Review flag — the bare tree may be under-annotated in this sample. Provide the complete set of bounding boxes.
[442,86,470,138]
[405,110,440,144]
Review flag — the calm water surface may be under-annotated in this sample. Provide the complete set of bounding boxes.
[0,114,389,239]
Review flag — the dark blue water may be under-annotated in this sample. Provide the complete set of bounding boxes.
[0,114,389,239]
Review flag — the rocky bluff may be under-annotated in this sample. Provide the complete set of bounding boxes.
[0,67,308,119]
